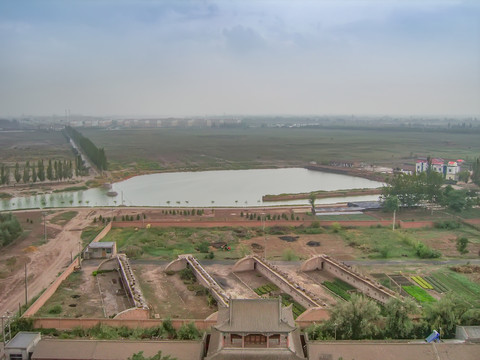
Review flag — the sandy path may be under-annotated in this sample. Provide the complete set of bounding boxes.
[0,209,92,315]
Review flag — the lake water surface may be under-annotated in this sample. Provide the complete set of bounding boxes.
[1,168,383,210]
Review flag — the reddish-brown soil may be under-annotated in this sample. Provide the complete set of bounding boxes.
[0,209,94,315]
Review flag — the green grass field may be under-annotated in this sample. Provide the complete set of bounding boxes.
[100,227,248,260]
[431,270,480,307]
[81,226,104,247]
[82,127,480,172]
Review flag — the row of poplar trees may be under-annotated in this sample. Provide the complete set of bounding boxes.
[65,126,107,171]
[0,158,87,185]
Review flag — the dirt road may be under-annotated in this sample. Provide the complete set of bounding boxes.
[0,209,93,315]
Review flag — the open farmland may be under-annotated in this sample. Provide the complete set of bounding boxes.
[0,130,73,164]
[82,127,480,173]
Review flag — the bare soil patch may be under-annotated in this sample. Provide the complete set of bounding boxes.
[240,233,356,260]
[0,209,95,315]
[135,264,214,319]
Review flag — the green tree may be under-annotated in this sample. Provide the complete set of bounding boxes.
[329,294,381,340]
[22,161,30,183]
[14,162,21,183]
[37,160,45,181]
[472,157,480,186]
[31,164,37,183]
[0,213,23,248]
[424,294,469,338]
[128,351,176,360]
[442,186,470,213]
[384,297,418,339]
[308,193,316,215]
[46,159,53,181]
[382,195,399,230]
[458,170,470,183]
[456,237,469,254]
[0,164,8,185]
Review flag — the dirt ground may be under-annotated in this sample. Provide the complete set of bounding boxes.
[134,264,214,319]
[0,209,94,315]
[240,233,357,261]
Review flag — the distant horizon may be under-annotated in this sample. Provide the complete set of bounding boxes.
[2,112,479,120]
[1,0,479,117]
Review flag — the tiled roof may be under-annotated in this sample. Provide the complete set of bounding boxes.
[215,298,296,333]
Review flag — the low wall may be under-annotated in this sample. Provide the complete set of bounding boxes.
[165,257,188,272]
[23,258,80,317]
[33,318,217,331]
[301,255,396,305]
[92,222,112,242]
[398,221,434,229]
[111,219,435,230]
[234,256,322,309]
[114,308,150,320]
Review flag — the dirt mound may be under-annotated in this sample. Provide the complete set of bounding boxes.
[212,241,227,249]
[451,265,480,274]
[306,241,321,247]
[23,246,38,253]
[278,236,299,242]
[251,243,264,250]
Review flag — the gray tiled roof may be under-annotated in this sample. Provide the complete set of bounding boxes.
[215,298,296,333]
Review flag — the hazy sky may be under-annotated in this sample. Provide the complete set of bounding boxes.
[1,0,479,117]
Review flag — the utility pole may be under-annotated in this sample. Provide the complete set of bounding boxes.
[42,211,47,242]
[24,263,28,306]
[262,213,267,259]
[392,209,396,231]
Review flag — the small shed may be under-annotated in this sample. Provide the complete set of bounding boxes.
[5,332,41,360]
[83,242,117,259]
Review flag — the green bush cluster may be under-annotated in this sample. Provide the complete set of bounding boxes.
[434,220,460,230]
[414,242,441,259]
[0,213,22,248]
[30,320,200,341]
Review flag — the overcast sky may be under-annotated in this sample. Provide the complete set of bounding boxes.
[0,0,479,117]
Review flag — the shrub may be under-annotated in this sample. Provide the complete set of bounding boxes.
[415,242,441,259]
[48,305,62,314]
[196,241,210,253]
[456,237,469,254]
[434,220,460,230]
[177,322,200,340]
[331,222,342,233]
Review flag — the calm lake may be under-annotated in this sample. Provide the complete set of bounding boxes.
[1,168,383,210]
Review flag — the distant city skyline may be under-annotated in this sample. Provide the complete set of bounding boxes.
[1,0,479,117]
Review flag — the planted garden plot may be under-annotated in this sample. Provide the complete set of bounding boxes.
[411,276,433,290]
[322,278,356,301]
[424,276,448,293]
[432,271,480,307]
[402,285,436,304]
[280,293,306,319]
[253,283,279,296]
[389,274,411,286]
